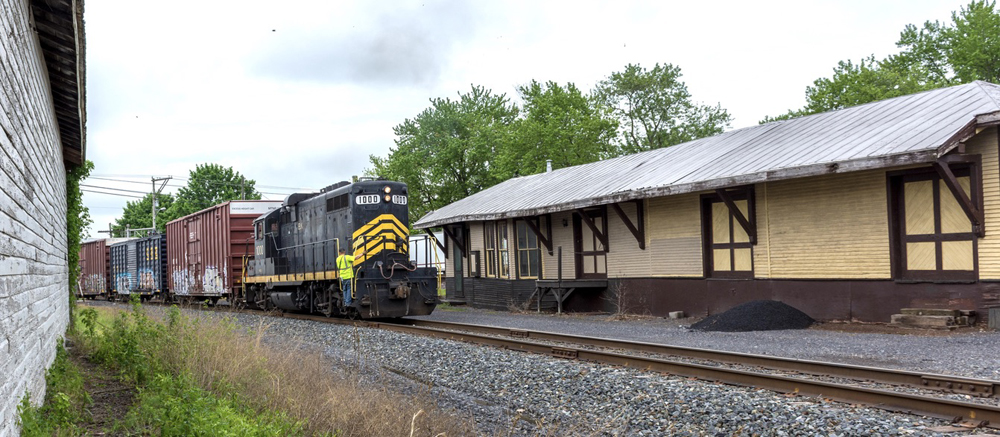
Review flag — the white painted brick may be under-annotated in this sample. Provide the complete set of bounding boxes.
[0,0,74,434]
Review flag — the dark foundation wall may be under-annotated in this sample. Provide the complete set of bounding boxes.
[449,277,537,310]
[582,278,1000,323]
[450,276,997,323]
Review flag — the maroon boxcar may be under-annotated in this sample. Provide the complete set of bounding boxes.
[78,238,132,299]
[166,200,281,302]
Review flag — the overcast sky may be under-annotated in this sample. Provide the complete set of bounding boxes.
[81,0,960,238]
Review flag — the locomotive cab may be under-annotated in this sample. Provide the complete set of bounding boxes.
[251,209,281,277]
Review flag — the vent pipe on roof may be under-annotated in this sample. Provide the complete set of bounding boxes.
[546,159,552,173]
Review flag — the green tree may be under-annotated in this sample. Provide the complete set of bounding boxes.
[168,164,261,219]
[806,55,940,113]
[941,0,1000,83]
[112,193,176,235]
[594,63,732,154]
[497,80,619,178]
[369,85,518,222]
[763,0,1000,123]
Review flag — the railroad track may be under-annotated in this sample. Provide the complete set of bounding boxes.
[293,314,1000,429]
[86,300,1000,429]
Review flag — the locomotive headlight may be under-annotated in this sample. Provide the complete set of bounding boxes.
[384,194,392,202]
[383,186,391,194]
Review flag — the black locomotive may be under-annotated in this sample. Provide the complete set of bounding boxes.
[241,179,438,318]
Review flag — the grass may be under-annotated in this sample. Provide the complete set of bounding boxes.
[17,339,91,436]
[20,300,475,436]
[436,302,468,312]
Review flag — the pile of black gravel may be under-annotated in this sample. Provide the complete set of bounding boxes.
[690,300,814,332]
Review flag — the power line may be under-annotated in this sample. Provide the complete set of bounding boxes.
[88,176,166,185]
[90,174,318,191]
[82,183,291,200]
[81,189,145,199]
[80,184,149,195]
[172,178,319,191]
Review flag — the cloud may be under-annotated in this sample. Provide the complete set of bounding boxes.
[250,0,483,87]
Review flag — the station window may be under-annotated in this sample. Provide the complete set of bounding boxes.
[484,222,497,277]
[701,188,754,279]
[483,221,511,278]
[889,166,979,281]
[574,208,608,279]
[498,221,510,279]
[516,220,540,279]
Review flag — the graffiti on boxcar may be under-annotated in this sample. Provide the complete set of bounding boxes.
[138,269,155,290]
[202,264,227,295]
[80,274,106,295]
[171,263,228,296]
[172,269,195,296]
[115,273,134,294]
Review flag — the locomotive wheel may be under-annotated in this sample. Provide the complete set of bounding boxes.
[345,307,359,320]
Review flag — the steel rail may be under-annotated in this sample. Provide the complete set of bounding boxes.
[392,319,1000,399]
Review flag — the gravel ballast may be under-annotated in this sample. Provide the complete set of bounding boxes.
[99,302,1000,435]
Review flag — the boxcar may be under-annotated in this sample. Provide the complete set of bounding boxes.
[109,234,168,301]
[109,238,138,299]
[166,200,281,303]
[136,234,168,297]
[78,238,131,299]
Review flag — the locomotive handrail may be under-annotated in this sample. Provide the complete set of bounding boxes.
[268,235,341,252]
[424,232,445,293]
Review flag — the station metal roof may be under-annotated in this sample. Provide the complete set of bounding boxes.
[414,81,1000,229]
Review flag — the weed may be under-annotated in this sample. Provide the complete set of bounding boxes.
[78,307,98,337]
[120,372,303,436]
[72,303,474,436]
[17,339,91,436]
[603,280,649,321]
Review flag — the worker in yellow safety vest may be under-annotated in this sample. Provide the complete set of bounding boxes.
[337,248,365,306]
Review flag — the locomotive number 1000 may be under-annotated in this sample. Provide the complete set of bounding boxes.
[356,194,380,205]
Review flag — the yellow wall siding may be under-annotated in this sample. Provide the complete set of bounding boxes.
[646,193,703,277]
[606,202,648,278]
[761,169,891,279]
[970,127,1000,278]
[542,211,576,280]
[754,182,771,278]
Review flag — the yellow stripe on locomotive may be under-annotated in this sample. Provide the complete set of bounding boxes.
[352,214,409,263]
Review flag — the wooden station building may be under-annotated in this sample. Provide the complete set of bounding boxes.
[414,81,1000,323]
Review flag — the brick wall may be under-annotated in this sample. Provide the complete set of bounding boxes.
[0,0,72,434]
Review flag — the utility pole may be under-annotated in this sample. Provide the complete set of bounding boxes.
[97,223,114,238]
[151,176,172,231]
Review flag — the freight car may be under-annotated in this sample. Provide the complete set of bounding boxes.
[241,179,438,318]
[77,238,130,299]
[109,234,167,301]
[166,200,282,304]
